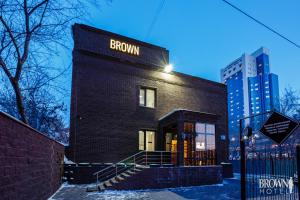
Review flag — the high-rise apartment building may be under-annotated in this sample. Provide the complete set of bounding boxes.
[221,47,280,154]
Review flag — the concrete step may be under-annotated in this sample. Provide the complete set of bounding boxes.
[86,185,98,192]
[110,178,118,184]
[136,165,149,169]
[127,170,136,175]
[116,175,125,181]
[121,172,131,177]
[98,183,106,192]
[134,168,142,172]
[104,180,112,187]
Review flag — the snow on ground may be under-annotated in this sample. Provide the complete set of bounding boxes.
[49,178,241,200]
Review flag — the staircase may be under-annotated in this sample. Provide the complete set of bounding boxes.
[86,151,175,192]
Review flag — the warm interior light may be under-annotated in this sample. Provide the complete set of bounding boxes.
[164,64,173,73]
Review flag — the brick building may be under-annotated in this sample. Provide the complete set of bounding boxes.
[67,24,229,166]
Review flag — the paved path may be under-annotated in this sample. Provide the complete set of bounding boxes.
[49,178,240,200]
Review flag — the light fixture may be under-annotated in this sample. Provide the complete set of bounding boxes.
[164,64,173,73]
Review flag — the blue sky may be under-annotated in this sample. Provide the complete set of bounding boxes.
[59,0,300,121]
[78,0,300,91]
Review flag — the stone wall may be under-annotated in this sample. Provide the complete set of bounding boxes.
[0,112,64,200]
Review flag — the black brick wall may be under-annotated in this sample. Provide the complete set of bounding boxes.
[68,24,228,164]
[0,112,64,200]
[112,166,223,190]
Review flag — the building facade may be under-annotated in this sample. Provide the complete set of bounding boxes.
[68,24,228,166]
[221,47,280,156]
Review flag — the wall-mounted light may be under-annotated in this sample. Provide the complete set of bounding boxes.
[164,64,173,73]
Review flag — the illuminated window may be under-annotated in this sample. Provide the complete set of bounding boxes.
[139,130,155,151]
[139,87,156,108]
[184,122,194,132]
[195,123,215,151]
[138,131,145,150]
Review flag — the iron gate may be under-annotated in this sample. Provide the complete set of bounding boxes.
[239,112,300,200]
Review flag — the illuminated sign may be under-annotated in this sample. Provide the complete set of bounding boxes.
[109,39,140,56]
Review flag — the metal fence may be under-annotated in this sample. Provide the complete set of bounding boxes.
[239,112,300,200]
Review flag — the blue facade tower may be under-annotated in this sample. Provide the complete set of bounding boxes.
[221,47,280,157]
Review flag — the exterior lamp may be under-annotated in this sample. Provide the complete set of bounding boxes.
[164,64,173,73]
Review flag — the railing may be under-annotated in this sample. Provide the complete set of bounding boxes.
[93,151,175,184]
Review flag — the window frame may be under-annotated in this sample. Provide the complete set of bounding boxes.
[139,87,156,108]
[138,129,156,151]
[195,123,216,151]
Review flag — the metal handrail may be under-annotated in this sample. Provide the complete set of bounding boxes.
[93,150,146,176]
[93,151,175,184]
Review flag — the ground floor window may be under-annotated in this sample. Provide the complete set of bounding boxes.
[195,123,216,150]
[139,130,155,151]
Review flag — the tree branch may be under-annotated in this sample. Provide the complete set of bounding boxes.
[28,0,48,16]
[0,57,13,80]
[0,16,21,59]
[30,0,49,34]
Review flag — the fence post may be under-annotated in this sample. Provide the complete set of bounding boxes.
[161,151,162,166]
[297,145,300,197]
[240,119,246,200]
[115,164,117,177]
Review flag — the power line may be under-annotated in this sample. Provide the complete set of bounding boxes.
[145,0,166,40]
[222,0,300,49]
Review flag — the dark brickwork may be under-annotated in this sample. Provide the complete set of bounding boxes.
[64,164,109,184]
[112,166,223,190]
[0,112,64,200]
[68,24,228,164]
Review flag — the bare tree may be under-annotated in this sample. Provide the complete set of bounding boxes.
[0,0,102,124]
[280,86,300,120]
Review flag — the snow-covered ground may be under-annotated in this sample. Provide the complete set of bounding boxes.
[49,173,300,200]
[49,176,241,200]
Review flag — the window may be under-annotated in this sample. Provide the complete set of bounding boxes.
[139,88,156,108]
[195,123,216,151]
[138,131,145,150]
[138,130,155,151]
[165,133,172,151]
[184,122,194,132]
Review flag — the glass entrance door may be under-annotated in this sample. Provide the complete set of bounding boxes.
[145,131,155,151]
[165,132,177,165]
[139,130,155,151]
[184,134,195,166]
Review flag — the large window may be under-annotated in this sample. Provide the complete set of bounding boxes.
[139,130,155,151]
[139,87,156,108]
[195,123,215,151]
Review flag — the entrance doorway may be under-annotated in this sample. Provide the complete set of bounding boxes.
[159,110,218,166]
[163,123,216,166]
[165,132,177,165]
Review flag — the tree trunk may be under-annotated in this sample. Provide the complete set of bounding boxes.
[11,80,28,124]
